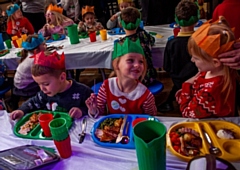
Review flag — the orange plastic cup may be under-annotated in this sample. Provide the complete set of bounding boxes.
[100,29,107,41]
[21,34,27,42]
[16,38,22,48]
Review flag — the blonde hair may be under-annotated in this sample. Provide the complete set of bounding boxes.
[48,11,72,26]
[6,4,20,27]
[111,54,147,81]
[188,16,238,102]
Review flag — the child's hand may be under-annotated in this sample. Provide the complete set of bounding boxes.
[85,93,98,115]
[12,29,17,35]
[69,107,83,119]
[96,23,102,30]
[110,14,118,21]
[21,27,28,34]
[78,21,84,27]
[185,72,201,84]
[10,110,24,120]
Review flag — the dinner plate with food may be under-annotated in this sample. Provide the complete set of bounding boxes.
[167,120,240,161]
[91,114,159,149]
[14,110,73,140]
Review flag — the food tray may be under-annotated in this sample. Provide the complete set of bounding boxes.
[167,120,240,161]
[14,110,73,140]
[91,114,159,149]
[108,28,125,35]
[169,20,203,28]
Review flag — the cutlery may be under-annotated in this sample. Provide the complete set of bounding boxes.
[203,130,221,156]
[79,117,87,143]
[116,115,129,144]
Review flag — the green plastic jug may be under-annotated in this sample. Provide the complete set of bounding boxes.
[133,120,166,170]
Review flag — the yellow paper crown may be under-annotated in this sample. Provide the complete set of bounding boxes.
[118,0,133,4]
[192,18,235,58]
[82,6,95,16]
[47,4,63,14]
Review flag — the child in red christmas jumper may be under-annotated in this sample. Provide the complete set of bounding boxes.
[176,16,239,118]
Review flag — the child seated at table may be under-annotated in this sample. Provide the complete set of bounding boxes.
[77,6,104,33]
[38,4,74,38]
[158,0,199,112]
[106,0,132,29]
[8,34,46,110]
[10,51,92,120]
[85,38,157,117]
[6,4,34,37]
[117,7,157,86]
[176,16,238,118]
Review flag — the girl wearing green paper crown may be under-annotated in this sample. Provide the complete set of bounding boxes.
[85,38,157,118]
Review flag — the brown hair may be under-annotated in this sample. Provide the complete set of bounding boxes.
[31,51,66,77]
[120,7,140,25]
[188,16,238,102]
[175,0,198,22]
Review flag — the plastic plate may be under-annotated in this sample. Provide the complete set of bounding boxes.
[14,110,73,140]
[91,114,159,149]
[169,20,203,28]
[108,28,125,35]
[46,34,66,43]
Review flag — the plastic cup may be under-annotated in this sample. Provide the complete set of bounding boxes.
[21,34,27,42]
[38,113,53,137]
[66,24,79,44]
[4,39,12,49]
[89,31,96,42]
[133,121,166,170]
[140,20,144,29]
[54,135,72,159]
[100,29,107,41]
[173,27,180,37]
[16,38,22,48]
[12,40,18,48]
[132,118,147,127]
[49,118,69,141]
[11,35,18,41]
[0,33,5,50]
[52,33,60,40]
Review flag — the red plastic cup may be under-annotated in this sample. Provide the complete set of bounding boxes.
[38,113,53,137]
[12,40,18,48]
[132,118,147,127]
[54,136,72,159]
[89,31,96,42]
[173,27,180,37]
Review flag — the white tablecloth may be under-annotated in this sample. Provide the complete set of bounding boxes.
[0,26,173,70]
[0,110,240,170]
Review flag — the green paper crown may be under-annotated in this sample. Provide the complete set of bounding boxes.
[112,38,145,60]
[120,18,141,30]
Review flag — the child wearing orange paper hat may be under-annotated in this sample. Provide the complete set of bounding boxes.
[10,51,92,120]
[85,38,157,118]
[38,4,74,37]
[77,6,104,33]
[6,4,34,37]
[106,0,132,29]
[176,16,239,119]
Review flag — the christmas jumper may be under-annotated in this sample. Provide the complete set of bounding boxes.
[106,11,121,29]
[176,72,236,118]
[97,77,157,116]
[212,0,240,39]
[18,79,92,115]
[7,17,34,37]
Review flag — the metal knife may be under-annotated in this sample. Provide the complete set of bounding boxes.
[79,117,87,143]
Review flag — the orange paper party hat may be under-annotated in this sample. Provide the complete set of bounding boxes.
[82,6,94,16]
[32,51,65,69]
[118,0,133,4]
[192,19,234,58]
[47,4,63,14]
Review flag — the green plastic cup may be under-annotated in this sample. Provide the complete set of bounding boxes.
[52,33,60,40]
[4,39,12,49]
[133,121,166,170]
[49,118,69,141]
[67,24,79,44]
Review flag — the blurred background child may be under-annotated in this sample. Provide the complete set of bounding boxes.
[61,0,80,23]
[78,6,103,33]
[158,0,199,112]
[86,38,157,117]
[118,7,157,87]
[10,51,92,120]
[6,4,34,37]
[176,16,238,118]
[8,34,46,111]
[106,0,132,29]
[38,4,74,38]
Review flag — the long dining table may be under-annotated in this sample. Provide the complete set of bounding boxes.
[0,25,173,71]
[0,110,240,170]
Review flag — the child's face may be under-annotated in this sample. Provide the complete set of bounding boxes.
[119,2,130,11]
[32,73,65,97]
[84,13,95,25]
[191,52,215,72]
[45,11,56,24]
[13,9,23,19]
[117,53,144,80]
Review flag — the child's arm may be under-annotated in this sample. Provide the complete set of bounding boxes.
[6,20,15,35]
[143,92,157,116]
[95,21,104,31]
[78,22,86,32]
[23,17,34,34]
[106,17,118,29]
